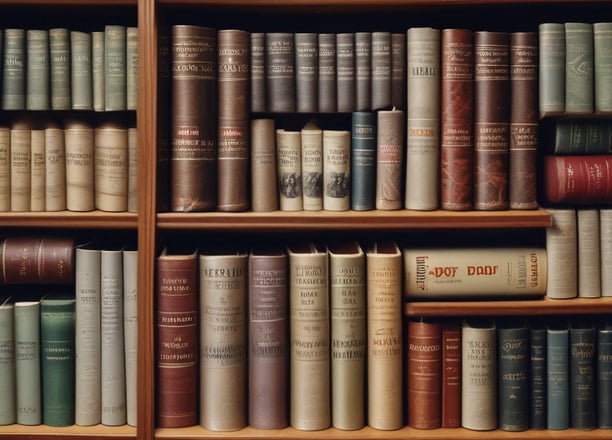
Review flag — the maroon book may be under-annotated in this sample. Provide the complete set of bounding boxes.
[441,319,462,428]
[543,155,612,205]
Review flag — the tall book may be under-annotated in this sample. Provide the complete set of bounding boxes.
[2,28,26,110]
[336,32,355,113]
[95,123,129,212]
[529,320,547,429]
[323,129,351,211]
[92,31,105,111]
[595,22,612,113]
[0,298,14,425]
[0,126,9,211]
[474,31,510,210]
[217,29,250,212]
[355,32,371,111]
[45,124,67,211]
[122,248,138,427]
[543,155,612,205]
[41,296,76,427]
[440,28,474,211]
[461,318,497,431]
[509,32,538,210]
[597,320,612,428]
[350,111,376,211]
[407,318,442,430]
[250,118,278,212]
[602,209,612,297]
[301,120,323,211]
[126,27,138,111]
[49,28,71,110]
[539,23,565,117]
[497,319,529,432]
[127,127,138,213]
[266,32,295,113]
[105,25,127,111]
[371,32,391,110]
[391,33,406,109]
[288,242,330,431]
[30,127,46,212]
[156,25,171,212]
[171,25,217,212]
[26,30,50,110]
[318,33,337,113]
[547,320,570,430]
[250,32,266,113]
[248,248,289,429]
[295,33,318,113]
[328,241,366,430]
[565,23,594,114]
[199,250,248,431]
[276,128,302,211]
[375,108,404,210]
[156,247,198,428]
[441,319,461,428]
[70,31,93,110]
[569,319,597,430]
[10,119,32,212]
[14,301,41,425]
[65,119,95,211]
[546,208,578,299]
[577,209,601,298]
[366,241,403,430]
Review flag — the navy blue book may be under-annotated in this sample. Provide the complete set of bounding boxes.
[570,319,596,430]
[350,112,377,211]
[529,320,547,430]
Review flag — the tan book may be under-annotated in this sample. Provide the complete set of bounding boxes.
[328,241,366,430]
[0,126,9,211]
[10,119,32,212]
[45,125,66,211]
[122,248,138,427]
[323,130,351,211]
[126,27,138,111]
[127,127,138,212]
[601,209,612,297]
[577,209,601,298]
[366,241,403,430]
[546,208,578,299]
[92,31,105,112]
[95,122,128,212]
[65,119,95,211]
[276,129,302,211]
[288,242,330,431]
[375,109,404,210]
[251,119,278,212]
[30,128,45,212]
[301,121,323,211]
[199,251,248,431]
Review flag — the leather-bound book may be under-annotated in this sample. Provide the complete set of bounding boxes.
[543,155,612,205]
[350,111,376,211]
[547,320,570,430]
[390,33,405,110]
[597,320,612,428]
[251,32,266,113]
[295,33,318,113]
[355,32,371,111]
[371,32,391,110]
[266,32,295,113]
[336,33,355,113]
[529,320,547,430]
[375,108,404,210]
[569,319,596,430]
[441,319,461,428]
[318,33,337,113]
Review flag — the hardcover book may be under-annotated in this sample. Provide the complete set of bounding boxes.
[49,28,71,110]
[323,129,351,211]
[318,33,337,113]
[371,32,391,110]
[64,119,95,211]
[543,155,612,205]
[276,128,302,211]
[355,32,371,111]
[266,32,295,113]
[2,28,26,110]
[336,33,355,113]
[565,22,594,114]
[545,208,578,299]
[441,319,461,428]
[10,120,31,212]
[577,209,601,298]
[95,123,129,212]
[539,23,565,117]
[250,32,266,113]
[70,31,93,110]
[602,209,612,297]
[550,119,612,154]
[105,25,127,111]
[597,320,612,428]
[301,120,323,211]
[251,118,278,212]
[295,33,318,113]
[0,298,14,425]
[350,111,376,211]
[529,320,547,429]
[14,301,41,425]
[569,319,597,430]
[26,30,50,110]
[45,124,67,212]
[595,22,612,113]
[123,248,138,427]
[375,108,404,210]
[547,320,570,430]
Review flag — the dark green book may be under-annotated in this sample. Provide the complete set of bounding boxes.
[553,119,612,154]
[2,28,26,110]
[570,319,596,430]
[547,320,569,430]
[41,295,76,427]
[598,320,612,428]
[350,112,376,211]
[529,320,547,430]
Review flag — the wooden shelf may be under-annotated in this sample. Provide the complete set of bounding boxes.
[0,423,136,439]
[0,211,138,229]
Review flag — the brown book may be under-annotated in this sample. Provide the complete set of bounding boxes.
[441,319,461,428]
[375,108,404,210]
[407,318,442,430]
[0,236,74,284]
[440,28,474,211]
[217,29,250,212]
[355,32,371,111]
[474,31,510,210]
[251,119,278,212]
[391,33,405,110]
[156,25,171,212]
[250,32,266,113]
[266,32,295,113]
[171,25,217,212]
[509,32,538,210]
[248,247,289,429]
[156,247,198,428]
[371,32,391,110]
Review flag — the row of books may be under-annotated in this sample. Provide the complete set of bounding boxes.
[0,245,137,427]
[1,25,138,112]
[0,119,137,213]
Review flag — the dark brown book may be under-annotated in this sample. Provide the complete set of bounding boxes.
[474,31,510,210]
[0,236,74,284]
[407,318,442,430]
[250,32,266,113]
[442,319,461,428]
[217,29,250,212]
[248,247,289,429]
[440,28,474,211]
[318,33,337,113]
[509,32,538,210]
[171,25,217,212]
[543,155,612,205]
[157,25,171,212]
[156,247,198,428]
[336,33,355,113]
[371,31,391,110]
[295,33,318,113]
[266,32,295,113]
[391,33,405,110]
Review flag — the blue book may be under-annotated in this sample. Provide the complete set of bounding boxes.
[570,319,596,430]
[529,320,547,430]
[350,112,376,211]
[547,320,569,430]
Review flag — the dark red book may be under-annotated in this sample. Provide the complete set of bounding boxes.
[441,319,461,428]
[543,155,612,205]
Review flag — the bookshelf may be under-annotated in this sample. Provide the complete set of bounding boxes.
[0,1,610,440]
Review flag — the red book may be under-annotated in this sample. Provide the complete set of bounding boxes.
[543,155,612,205]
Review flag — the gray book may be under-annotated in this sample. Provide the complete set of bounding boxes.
[565,22,594,114]
[92,31,105,111]
[266,32,295,113]
[2,28,26,110]
[318,33,337,113]
[539,23,566,117]
[0,298,15,425]
[371,31,391,110]
[594,22,612,113]
[126,27,138,111]
[355,32,371,111]
[295,33,318,113]
[14,301,41,425]
[26,30,50,110]
[336,33,355,112]
[71,31,93,110]
[49,28,71,110]
[105,25,127,111]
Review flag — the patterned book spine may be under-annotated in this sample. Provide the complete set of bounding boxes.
[323,130,351,211]
[375,108,404,210]
[301,121,323,211]
[276,129,302,211]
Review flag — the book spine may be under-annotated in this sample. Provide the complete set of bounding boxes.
[45,126,67,211]
[126,27,138,111]
[474,31,510,210]
[546,208,578,299]
[441,319,461,428]
[0,126,9,211]
[105,25,127,111]
[543,155,612,204]
[65,120,95,212]
[95,123,129,212]
[122,249,138,427]
[569,321,597,430]
[49,28,71,110]
[595,23,612,113]
[509,31,538,210]
[301,123,323,211]
[336,32,355,113]
[554,119,612,154]
[266,32,295,113]
[406,27,441,210]
[355,32,371,111]
[70,31,93,110]
[547,322,570,430]
[276,129,302,211]
[529,323,547,429]
[565,23,594,114]
[295,33,318,113]
[350,111,376,211]
[92,31,106,112]
[597,324,612,428]
[440,28,474,211]
[250,32,266,113]
[2,29,26,110]
[30,129,46,212]
[127,127,138,212]
[318,33,337,113]
[0,301,15,425]
[217,29,250,212]
[577,209,602,297]
[602,209,612,297]
[391,33,406,110]
[250,119,278,212]
[323,130,350,211]
[14,301,41,425]
[26,30,50,110]
[156,26,171,212]
[407,318,442,429]
[10,121,31,212]
[539,23,565,117]
[375,108,404,210]
[371,32,391,110]
[171,25,217,212]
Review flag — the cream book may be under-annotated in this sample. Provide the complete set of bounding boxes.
[577,209,601,298]
[45,125,66,211]
[251,119,278,212]
[10,119,32,212]
[123,248,138,426]
[602,209,612,297]
[127,127,138,213]
[301,121,323,211]
[323,129,351,211]
[276,129,302,211]
[30,128,46,212]
[546,208,578,299]
[95,122,128,212]
[65,119,95,211]
[0,126,9,211]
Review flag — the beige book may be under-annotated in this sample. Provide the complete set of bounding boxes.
[328,241,366,430]
[30,128,45,211]
[10,120,32,212]
[95,122,128,212]
[127,127,138,212]
[578,209,601,298]
[122,248,138,427]
[276,129,302,211]
[376,109,404,210]
[288,243,330,431]
[45,125,66,211]
[366,241,403,430]
[65,120,95,211]
[199,251,248,431]
[126,27,138,111]
[323,130,350,211]
[546,208,578,299]
[92,31,105,112]
[0,126,10,211]
[301,121,323,211]
[251,119,278,212]
[601,209,612,297]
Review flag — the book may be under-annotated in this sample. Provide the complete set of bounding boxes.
[407,318,442,430]
[199,250,248,431]
[30,127,46,212]
[301,120,323,211]
[127,127,138,213]
[602,209,612,297]
[45,124,67,211]
[441,319,461,428]
[328,241,366,430]
[474,31,510,210]
[375,108,404,210]
[0,298,14,425]
[539,23,565,117]
[597,320,612,428]
[64,119,95,212]
[105,25,127,111]
[405,27,440,211]
[70,31,93,110]
[248,247,289,429]
[565,22,594,114]
[323,129,351,211]
[545,208,578,299]
[92,31,105,111]
[95,123,129,212]
[440,28,474,211]
[217,29,250,212]
[371,32,391,110]
[156,25,171,212]
[577,209,601,298]
[366,241,403,430]
[250,32,266,113]
[549,119,612,154]
[10,120,31,212]
[126,27,138,111]
[318,33,337,113]
[547,320,570,430]
[295,33,318,113]
[122,248,138,427]
[543,155,612,204]
[250,118,278,212]
[266,32,295,113]
[355,32,371,111]
[569,319,596,430]
[14,301,41,425]
[276,128,302,211]
[288,242,330,431]
[2,28,26,110]
[461,318,497,431]
[49,28,71,110]
[171,25,217,212]
[156,247,198,428]
[0,126,9,211]
[497,319,529,431]
[595,22,612,113]
[509,31,538,210]
[403,247,547,298]
[350,111,376,211]
[41,295,76,427]
[391,33,406,110]
[529,320,547,429]
[336,32,355,113]
[26,30,50,110]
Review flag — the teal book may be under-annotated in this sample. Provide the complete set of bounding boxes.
[41,295,76,427]
[105,25,127,111]
[0,298,15,425]
[350,112,376,211]
[565,22,594,114]
[15,301,42,425]
[26,30,50,110]
[598,320,612,428]
[2,28,26,110]
[547,320,570,430]
[569,319,596,430]
[539,23,565,117]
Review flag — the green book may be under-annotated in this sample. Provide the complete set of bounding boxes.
[539,23,565,117]
[26,30,50,110]
[2,28,26,110]
[41,295,76,427]
[594,22,612,113]
[547,320,570,430]
[92,31,105,112]
[565,22,594,114]
[553,119,612,154]
[570,319,596,430]
[71,31,93,110]
[0,298,15,425]
[105,25,127,111]
[15,301,41,425]
[49,28,71,110]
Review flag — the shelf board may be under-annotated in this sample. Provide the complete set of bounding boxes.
[157,209,551,231]
[0,423,136,439]
[0,0,136,5]
[406,297,612,317]
[0,211,138,229]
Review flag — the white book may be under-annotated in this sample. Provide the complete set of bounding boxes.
[577,209,601,297]
[276,129,302,211]
[301,121,323,211]
[0,298,15,425]
[546,208,578,299]
[323,130,351,211]
[45,125,66,211]
[30,128,46,212]
[602,209,612,297]
[0,126,9,212]
[123,248,138,427]
[14,301,41,425]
